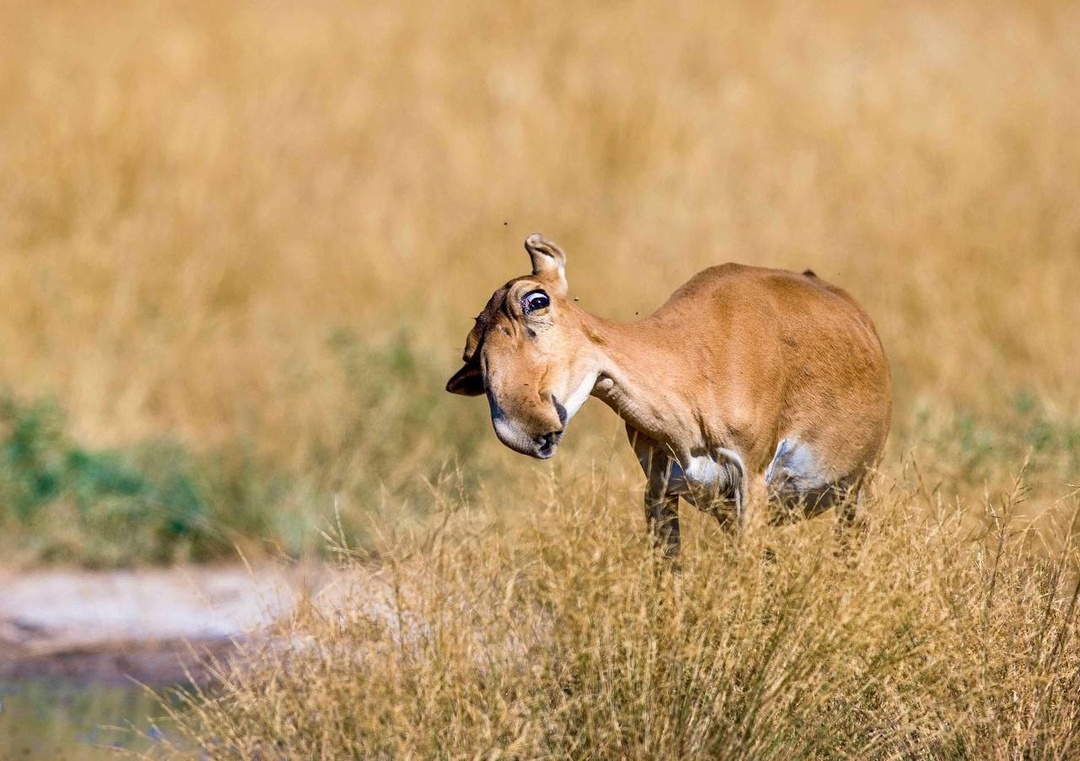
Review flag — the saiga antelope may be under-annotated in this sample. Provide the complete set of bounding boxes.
[447,234,891,556]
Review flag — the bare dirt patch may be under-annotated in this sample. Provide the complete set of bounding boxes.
[0,565,337,685]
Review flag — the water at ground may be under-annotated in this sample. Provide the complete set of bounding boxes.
[0,677,181,759]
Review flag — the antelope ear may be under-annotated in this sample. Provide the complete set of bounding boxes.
[524,234,568,297]
[446,361,485,396]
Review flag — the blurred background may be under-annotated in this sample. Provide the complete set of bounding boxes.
[0,0,1078,568]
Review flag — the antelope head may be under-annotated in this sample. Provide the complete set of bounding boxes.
[446,234,599,459]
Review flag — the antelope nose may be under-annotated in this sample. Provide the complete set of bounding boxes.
[536,429,564,459]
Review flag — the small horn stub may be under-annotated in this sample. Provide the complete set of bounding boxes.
[524,233,568,296]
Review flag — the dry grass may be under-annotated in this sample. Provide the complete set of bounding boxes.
[152,472,1080,759]
[2,0,1079,559]
[3,0,1080,754]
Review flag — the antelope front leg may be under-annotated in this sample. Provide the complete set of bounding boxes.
[643,453,678,556]
[626,424,681,558]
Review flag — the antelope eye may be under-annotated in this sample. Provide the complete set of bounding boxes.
[522,290,550,314]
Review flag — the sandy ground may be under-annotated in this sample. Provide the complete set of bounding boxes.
[0,564,339,685]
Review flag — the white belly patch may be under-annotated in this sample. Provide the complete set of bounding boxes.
[667,453,742,510]
[764,438,829,493]
[764,438,843,513]
[673,456,727,489]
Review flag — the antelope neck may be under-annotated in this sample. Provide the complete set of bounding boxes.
[575,309,696,447]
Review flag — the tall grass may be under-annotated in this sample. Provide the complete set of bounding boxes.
[152,471,1080,758]
[2,0,1079,563]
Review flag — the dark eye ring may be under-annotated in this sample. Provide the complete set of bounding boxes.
[522,290,550,314]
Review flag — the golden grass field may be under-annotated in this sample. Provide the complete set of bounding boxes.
[2,0,1080,756]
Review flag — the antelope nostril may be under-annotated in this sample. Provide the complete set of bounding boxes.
[537,430,563,450]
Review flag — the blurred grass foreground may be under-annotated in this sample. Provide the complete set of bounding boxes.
[1,0,1078,566]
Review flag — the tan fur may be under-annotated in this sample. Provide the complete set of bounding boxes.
[448,234,892,555]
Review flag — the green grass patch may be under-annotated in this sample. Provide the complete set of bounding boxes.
[0,333,496,567]
[899,391,1080,499]
[0,395,226,567]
